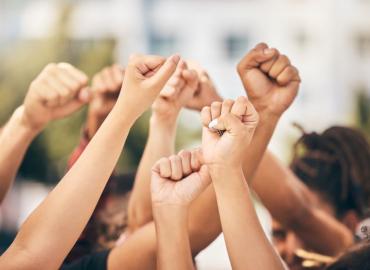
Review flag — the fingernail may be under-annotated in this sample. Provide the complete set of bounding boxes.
[263,48,274,55]
[79,89,90,102]
[208,119,218,130]
[170,54,181,64]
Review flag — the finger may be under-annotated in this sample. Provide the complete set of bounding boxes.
[276,66,301,86]
[210,101,222,120]
[182,69,199,90]
[269,54,291,78]
[169,155,183,181]
[216,113,244,134]
[112,64,125,88]
[201,106,212,127]
[231,96,248,118]
[145,54,181,90]
[158,157,171,178]
[260,50,280,73]
[101,68,118,92]
[190,150,201,171]
[78,87,92,103]
[57,63,88,87]
[43,78,64,106]
[55,68,81,96]
[242,100,259,127]
[221,99,234,115]
[178,150,192,176]
[237,44,277,75]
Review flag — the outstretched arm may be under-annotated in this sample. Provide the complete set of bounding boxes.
[128,61,199,231]
[201,97,284,270]
[0,63,90,203]
[0,55,180,270]
[237,43,353,255]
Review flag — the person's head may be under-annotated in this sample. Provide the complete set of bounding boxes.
[326,243,370,270]
[291,125,370,228]
[272,126,370,269]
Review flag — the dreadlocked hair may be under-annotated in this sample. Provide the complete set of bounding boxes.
[290,124,370,219]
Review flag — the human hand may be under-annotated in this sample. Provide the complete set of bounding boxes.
[201,97,259,168]
[117,54,180,122]
[89,64,124,118]
[185,60,223,111]
[151,149,211,206]
[22,63,89,132]
[152,60,198,121]
[237,43,300,117]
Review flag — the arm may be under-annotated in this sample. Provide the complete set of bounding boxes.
[0,55,180,270]
[0,107,39,202]
[0,63,90,203]
[201,97,284,270]
[252,151,353,255]
[237,43,353,255]
[128,61,199,231]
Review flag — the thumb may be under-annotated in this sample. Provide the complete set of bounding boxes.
[209,114,243,135]
[146,54,180,90]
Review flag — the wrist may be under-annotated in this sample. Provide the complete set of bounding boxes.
[153,204,189,224]
[257,110,281,125]
[150,113,178,131]
[208,164,244,183]
[16,106,44,136]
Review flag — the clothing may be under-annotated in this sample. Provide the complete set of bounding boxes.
[61,250,110,270]
[65,128,134,263]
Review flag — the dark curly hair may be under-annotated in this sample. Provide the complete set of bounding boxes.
[290,125,370,219]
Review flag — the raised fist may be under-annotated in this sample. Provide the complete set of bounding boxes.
[151,149,211,206]
[90,64,124,118]
[118,54,180,121]
[22,63,89,132]
[237,43,300,117]
[152,60,198,119]
[185,60,223,111]
[201,96,259,168]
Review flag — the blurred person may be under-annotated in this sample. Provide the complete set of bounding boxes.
[0,54,181,269]
[269,125,370,270]
[325,242,370,270]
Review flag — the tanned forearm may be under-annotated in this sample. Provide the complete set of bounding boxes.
[253,151,353,255]
[0,106,40,203]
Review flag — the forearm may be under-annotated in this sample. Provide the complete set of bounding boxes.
[211,168,285,270]
[253,152,353,255]
[128,114,177,231]
[86,109,107,139]
[0,106,39,203]
[2,100,135,269]
[242,113,279,182]
[154,206,194,270]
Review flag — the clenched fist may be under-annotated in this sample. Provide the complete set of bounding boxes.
[237,43,301,117]
[90,64,124,118]
[185,60,223,111]
[151,149,211,206]
[152,60,198,119]
[22,63,89,132]
[118,54,180,121]
[201,96,259,168]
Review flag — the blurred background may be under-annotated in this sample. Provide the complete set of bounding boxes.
[0,0,370,268]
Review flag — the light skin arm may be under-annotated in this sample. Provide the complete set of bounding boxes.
[151,150,211,270]
[128,61,199,231]
[0,63,90,204]
[0,55,180,270]
[201,97,285,270]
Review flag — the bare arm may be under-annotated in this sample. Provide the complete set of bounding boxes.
[128,61,198,231]
[252,151,353,255]
[0,55,180,270]
[0,107,39,202]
